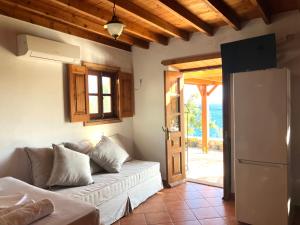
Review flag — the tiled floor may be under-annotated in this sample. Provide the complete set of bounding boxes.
[186,148,223,187]
[112,182,238,225]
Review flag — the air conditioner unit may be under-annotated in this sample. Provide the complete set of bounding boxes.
[17,34,80,64]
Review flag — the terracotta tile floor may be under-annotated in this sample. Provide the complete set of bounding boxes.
[112,182,239,225]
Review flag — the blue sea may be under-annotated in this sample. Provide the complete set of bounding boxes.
[193,104,223,139]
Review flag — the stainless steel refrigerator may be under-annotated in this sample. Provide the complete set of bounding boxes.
[233,68,291,225]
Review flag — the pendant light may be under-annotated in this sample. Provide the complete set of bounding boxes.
[104,0,125,40]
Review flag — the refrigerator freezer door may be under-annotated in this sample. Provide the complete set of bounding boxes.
[235,160,289,225]
[233,69,290,164]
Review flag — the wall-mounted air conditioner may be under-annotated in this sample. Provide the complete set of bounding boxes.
[17,34,80,64]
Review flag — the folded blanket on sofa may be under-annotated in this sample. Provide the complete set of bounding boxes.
[0,201,35,216]
[0,194,30,209]
[0,199,54,225]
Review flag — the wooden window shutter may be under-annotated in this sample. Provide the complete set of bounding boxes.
[68,64,89,122]
[119,72,134,118]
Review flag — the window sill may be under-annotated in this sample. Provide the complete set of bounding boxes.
[84,118,122,126]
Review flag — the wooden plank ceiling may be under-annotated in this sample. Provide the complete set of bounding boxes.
[184,68,222,85]
[0,0,298,51]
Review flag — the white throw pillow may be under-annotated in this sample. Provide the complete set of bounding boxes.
[63,140,104,174]
[89,136,129,173]
[47,145,93,187]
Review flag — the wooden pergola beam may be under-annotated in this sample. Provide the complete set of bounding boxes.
[107,0,190,41]
[196,84,220,153]
[207,84,219,96]
[180,65,222,73]
[0,0,132,51]
[197,85,208,153]
[250,0,271,24]
[49,0,169,45]
[185,78,222,86]
[202,0,241,30]
[4,0,149,49]
[158,0,213,36]
[162,52,221,66]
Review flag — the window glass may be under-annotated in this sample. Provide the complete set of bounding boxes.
[102,76,111,94]
[170,115,180,132]
[89,96,99,114]
[103,96,112,113]
[88,75,98,94]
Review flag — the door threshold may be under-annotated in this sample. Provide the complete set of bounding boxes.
[187,178,223,189]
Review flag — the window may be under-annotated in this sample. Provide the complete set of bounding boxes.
[88,70,118,120]
[68,63,134,125]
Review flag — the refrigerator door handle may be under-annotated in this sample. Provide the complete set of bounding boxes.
[238,159,285,168]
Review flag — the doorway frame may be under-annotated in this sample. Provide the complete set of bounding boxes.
[161,52,232,200]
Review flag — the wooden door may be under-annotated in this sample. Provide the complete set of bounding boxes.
[164,71,186,186]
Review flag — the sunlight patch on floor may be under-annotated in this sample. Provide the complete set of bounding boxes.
[186,147,223,187]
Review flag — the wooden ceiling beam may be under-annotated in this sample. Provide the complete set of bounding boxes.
[161,52,221,66]
[0,0,132,51]
[250,0,271,24]
[48,0,169,45]
[158,0,213,36]
[107,0,190,41]
[202,0,241,30]
[4,0,149,49]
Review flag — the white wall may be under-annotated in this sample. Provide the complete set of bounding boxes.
[132,11,300,203]
[0,15,133,183]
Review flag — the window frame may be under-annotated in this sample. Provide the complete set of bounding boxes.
[88,69,119,121]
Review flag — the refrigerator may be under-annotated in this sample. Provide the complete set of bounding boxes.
[233,68,291,225]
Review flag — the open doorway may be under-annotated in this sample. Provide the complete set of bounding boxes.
[184,70,223,187]
[162,53,224,189]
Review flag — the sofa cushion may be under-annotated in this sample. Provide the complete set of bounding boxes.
[54,160,162,207]
[63,141,104,174]
[25,147,54,188]
[47,145,93,187]
[89,136,129,173]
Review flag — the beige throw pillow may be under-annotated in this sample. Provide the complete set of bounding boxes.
[63,141,104,174]
[89,136,129,173]
[47,145,93,187]
[108,134,132,162]
[25,147,54,188]
[63,140,93,154]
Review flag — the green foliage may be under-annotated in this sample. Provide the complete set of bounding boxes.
[184,93,201,135]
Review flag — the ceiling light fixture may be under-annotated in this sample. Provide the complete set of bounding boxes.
[104,0,125,40]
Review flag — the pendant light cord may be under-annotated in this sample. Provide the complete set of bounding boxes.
[113,0,116,16]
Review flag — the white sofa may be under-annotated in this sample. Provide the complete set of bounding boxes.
[1,135,163,225]
[54,160,163,225]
